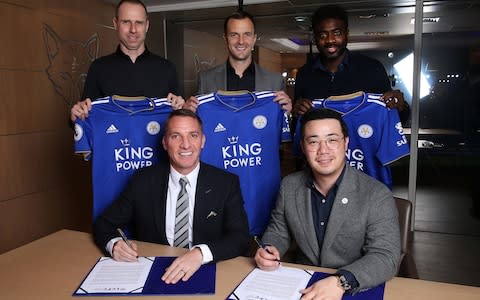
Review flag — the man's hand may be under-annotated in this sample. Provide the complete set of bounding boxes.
[293,98,313,116]
[167,93,185,110]
[70,98,92,122]
[381,90,408,112]
[254,245,281,271]
[274,91,292,114]
[299,275,344,300]
[112,240,138,262]
[161,247,203,284]
[183,96,199,113]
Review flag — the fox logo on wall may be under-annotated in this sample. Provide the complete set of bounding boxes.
[43,24,99,106]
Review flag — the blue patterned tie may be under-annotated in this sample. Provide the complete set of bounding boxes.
[174,177,189,248]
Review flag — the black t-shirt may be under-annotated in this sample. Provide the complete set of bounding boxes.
[82,46,179,100]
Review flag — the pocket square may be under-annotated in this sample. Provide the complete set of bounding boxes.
[206,211,217,219]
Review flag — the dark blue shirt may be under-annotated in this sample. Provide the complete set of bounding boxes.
[309,165,359,292]
[294,50,391,101]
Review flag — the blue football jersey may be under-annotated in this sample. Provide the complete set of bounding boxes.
[293,92,409,189]
[74,96,172,220]
[197,91,291,235]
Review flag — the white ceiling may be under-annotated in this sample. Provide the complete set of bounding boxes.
[104,0,480,53]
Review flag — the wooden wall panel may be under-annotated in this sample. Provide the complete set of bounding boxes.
[258,47,282,73]
[0,184,91,254]
[0,131,72,201]
[183,28,226,97]
[0,0,117,254]
[281,53,307,70]
[0,72,67,134]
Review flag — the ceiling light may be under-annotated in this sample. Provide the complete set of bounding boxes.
[294,16,308,22]
[271,38,300,50]
[410,17,440,24]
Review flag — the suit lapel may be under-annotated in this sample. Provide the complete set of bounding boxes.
[321,166,355,253]
[217,64,227,90]
[192,164,213,242]
[254,63,262,90]
[153,164,169,240]
[295,174,321,264]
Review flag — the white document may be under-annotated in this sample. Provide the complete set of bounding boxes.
[229,265,313,300]
[76,257,154,294]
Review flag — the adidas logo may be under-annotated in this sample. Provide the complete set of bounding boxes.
[106,124,119,134]
[214,123,226,132]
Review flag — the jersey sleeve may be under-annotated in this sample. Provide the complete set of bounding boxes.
[74,119,93,161]
[377,108,410,165]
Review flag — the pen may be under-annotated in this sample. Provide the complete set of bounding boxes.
[117,228,135,252]
[254,236,279,261]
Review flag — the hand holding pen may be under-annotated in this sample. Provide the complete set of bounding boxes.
[113,228,138,262]
[253,236,281,271]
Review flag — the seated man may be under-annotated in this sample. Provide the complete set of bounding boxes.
[94,109,250,284]
[255,108,400,299]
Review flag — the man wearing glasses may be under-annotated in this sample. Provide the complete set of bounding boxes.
[255,108,400,299]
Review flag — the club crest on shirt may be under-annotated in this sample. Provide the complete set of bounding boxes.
[74,123,83,141]
[357,124,373,138]
[146,121,161,135]
[252,115,267,129]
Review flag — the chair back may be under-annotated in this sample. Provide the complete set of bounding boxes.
[394,197,412,254]
[394,196,419,278]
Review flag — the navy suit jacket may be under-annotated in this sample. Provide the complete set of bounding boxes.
[93,161,250,262]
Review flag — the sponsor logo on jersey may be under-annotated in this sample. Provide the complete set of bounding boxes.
[252,115,267,129]
[114,139,154,172]
[395,122,408,147]
[214,123,227,132]
[357,124,373,138]
[106,124,119,134]
[222,136,262,169]
[345,148,365,171]
[146,121,161,135]
[74,123,83,141]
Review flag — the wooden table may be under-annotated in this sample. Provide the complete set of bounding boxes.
[0,230,478,299]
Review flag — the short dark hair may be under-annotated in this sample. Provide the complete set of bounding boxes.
[300,108,349,139]
[165,109,203,133]
[311,4,348,34]
[115,0,148,19]
[223,10,256,35]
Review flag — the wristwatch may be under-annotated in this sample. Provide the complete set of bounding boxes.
[333,274,352,291]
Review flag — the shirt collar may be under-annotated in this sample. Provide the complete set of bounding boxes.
[115,45,151,62]
[312,49,351,72]
[169,163,200,188]
[306,164,347,195]
[226,59,255,77]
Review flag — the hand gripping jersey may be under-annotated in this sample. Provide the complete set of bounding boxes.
[74,96,172,220]
[197,91,291,235]
[293,92,409,189]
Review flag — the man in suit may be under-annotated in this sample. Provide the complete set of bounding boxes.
[184,10,292,114]
[255,108,400,298]
[93,109,250,284]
